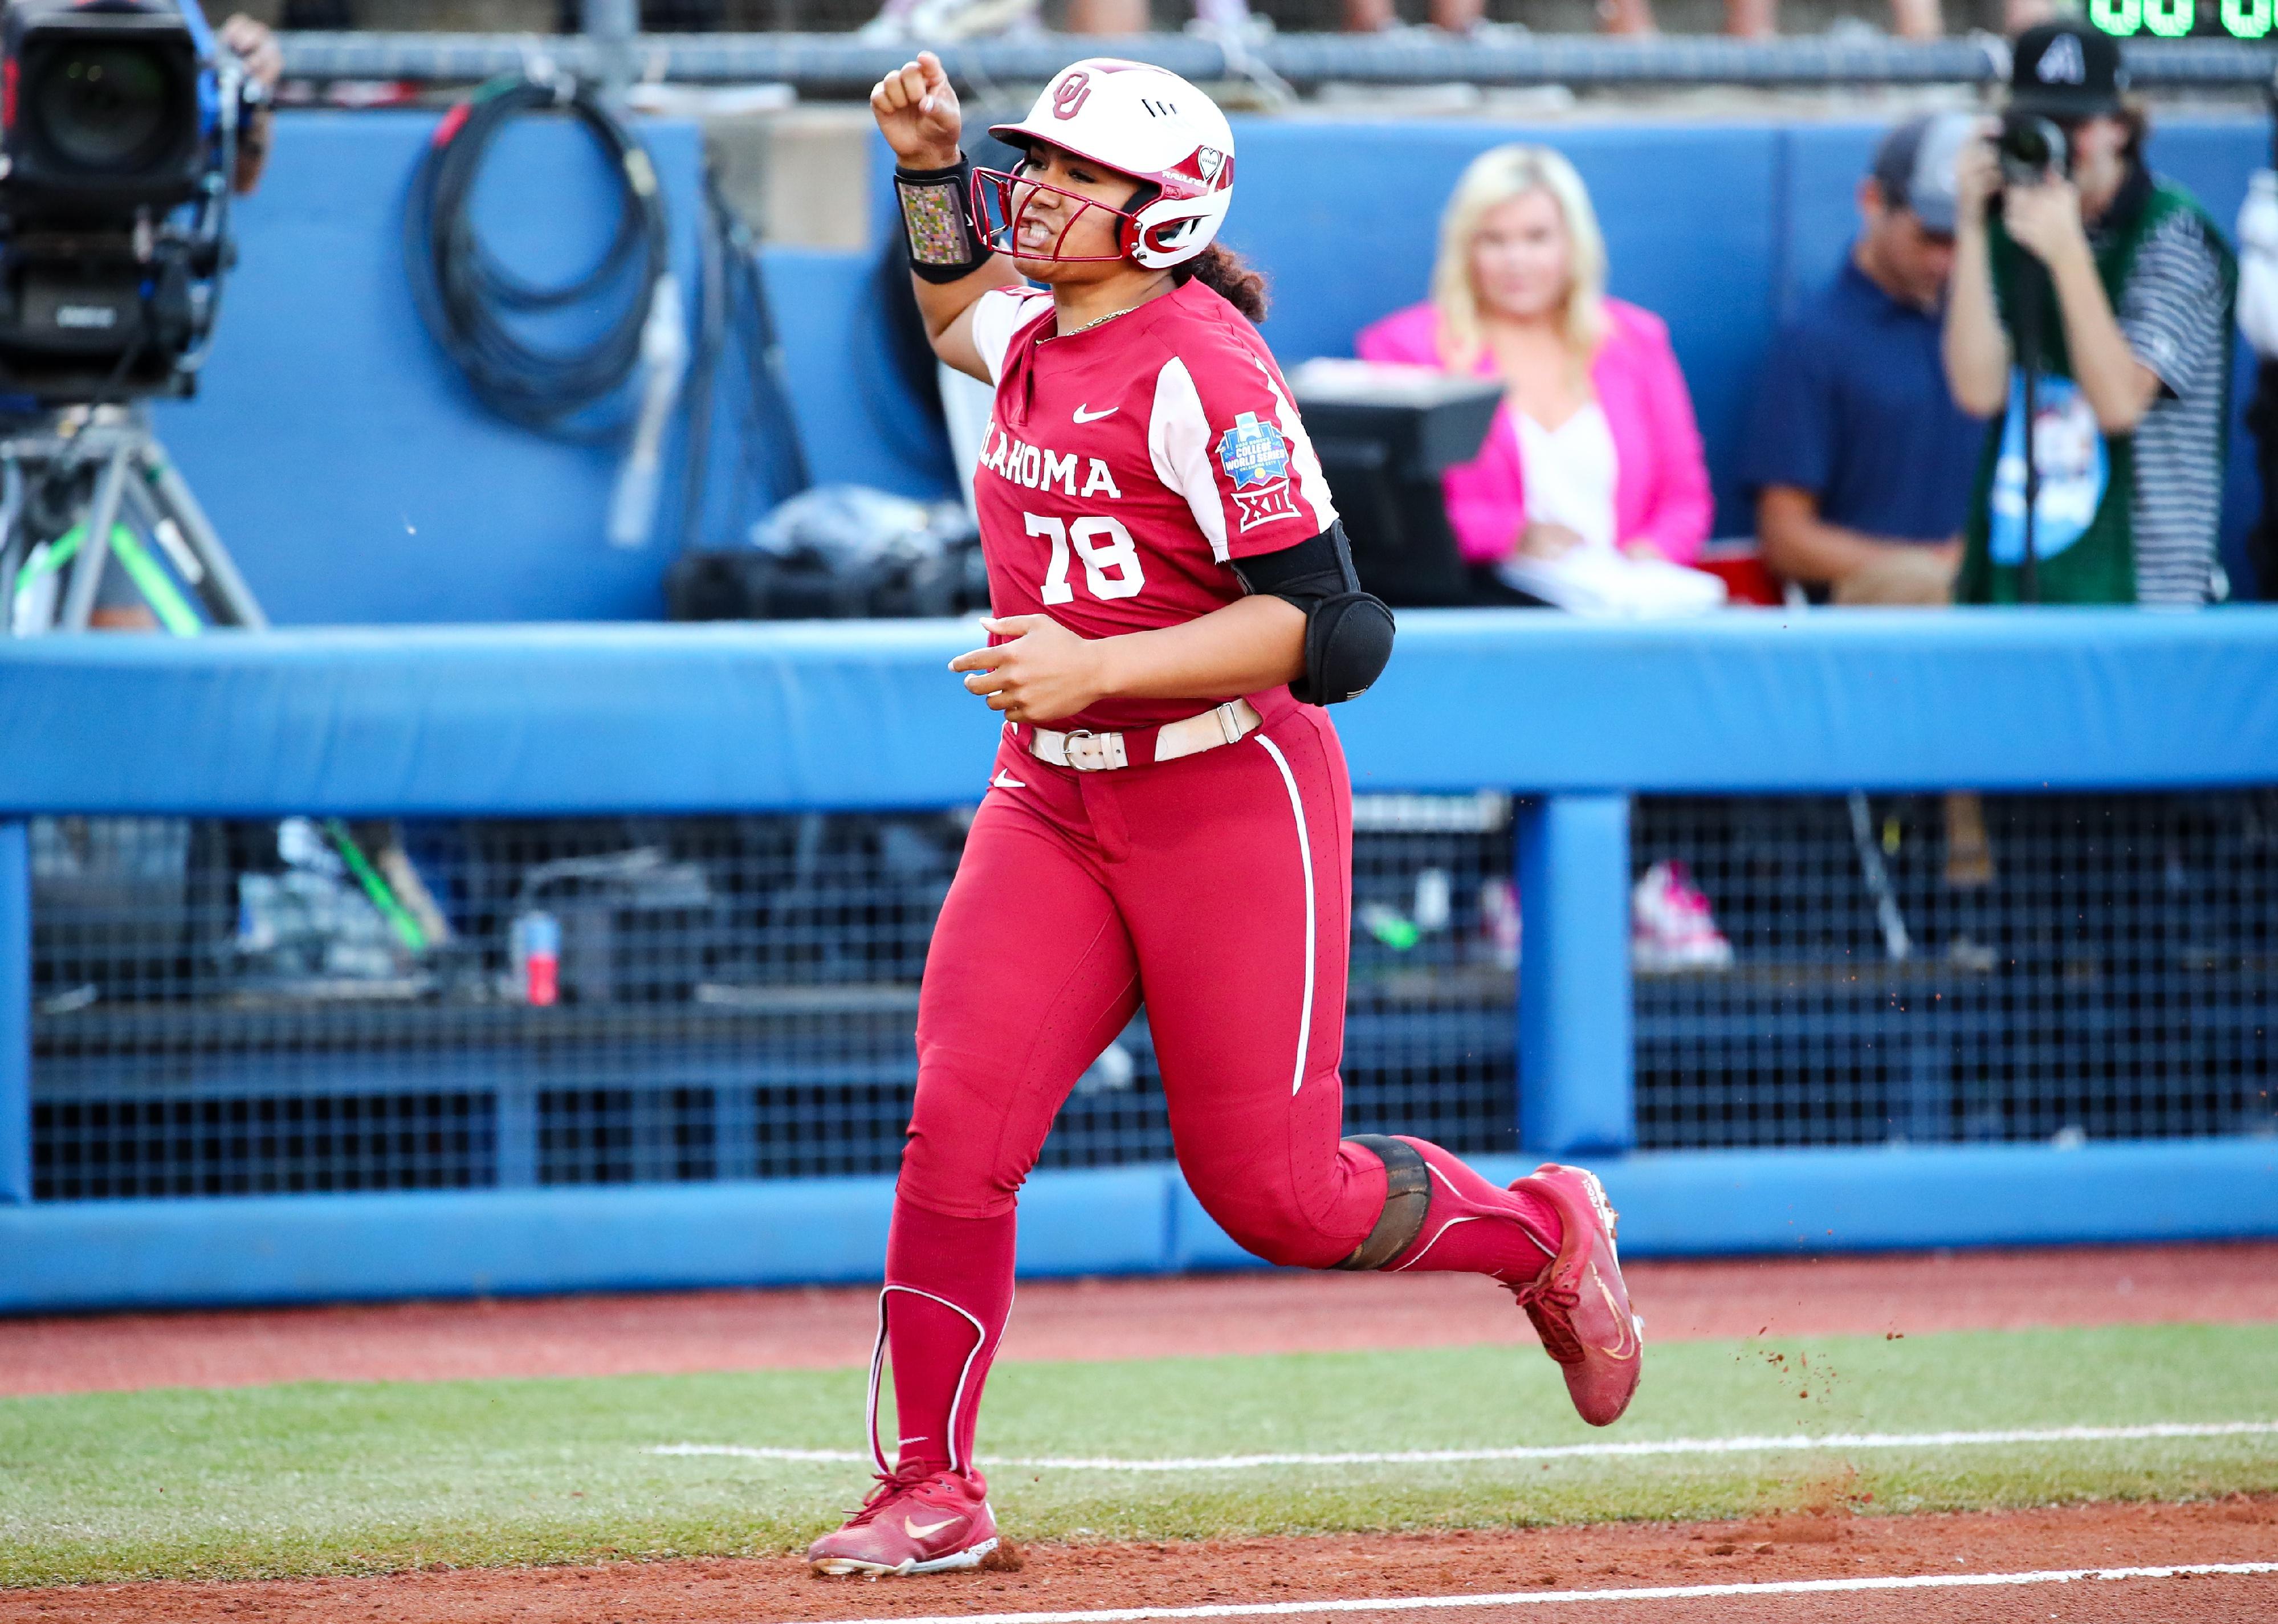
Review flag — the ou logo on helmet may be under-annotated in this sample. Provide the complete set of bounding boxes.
[1052,72,1091,119]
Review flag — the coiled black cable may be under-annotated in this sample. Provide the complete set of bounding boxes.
[404,76,669,437]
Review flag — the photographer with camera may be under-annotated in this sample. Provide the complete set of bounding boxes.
[214,11,282,196]
[1943,21,2236,607]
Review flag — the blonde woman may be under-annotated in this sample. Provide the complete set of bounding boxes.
[1358,144,1711,591]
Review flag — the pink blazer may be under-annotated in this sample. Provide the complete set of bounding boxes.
[1354,299,1712,566]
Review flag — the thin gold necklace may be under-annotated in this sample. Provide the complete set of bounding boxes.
[1066,303,1138,336]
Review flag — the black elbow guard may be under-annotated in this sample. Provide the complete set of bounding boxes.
[1230,520,1397,705]
[1296,589,1396,705]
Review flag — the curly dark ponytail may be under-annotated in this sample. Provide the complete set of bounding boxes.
[1175,243,1269,323]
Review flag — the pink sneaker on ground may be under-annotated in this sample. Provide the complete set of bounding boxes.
[1631,859,1734,972]
[1507,1163,1644,1426]
[807,1463,999,1576]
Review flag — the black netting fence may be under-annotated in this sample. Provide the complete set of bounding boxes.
[28,798,1515,1199]
[1632,791,2278,1149]
[26,789,2275,1200]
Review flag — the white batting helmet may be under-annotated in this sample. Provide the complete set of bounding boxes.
[977,59,1235,271]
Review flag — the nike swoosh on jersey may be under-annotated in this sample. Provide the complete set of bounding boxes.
[991,772,1026,789]
[904,1515,959,1539]
[1071,404,1118,423]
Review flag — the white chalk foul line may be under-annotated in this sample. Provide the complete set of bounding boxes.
[651,1418,2278,1472]
[785,1564,2278,1624]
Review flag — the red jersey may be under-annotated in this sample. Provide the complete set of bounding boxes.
[967,276,1338,732]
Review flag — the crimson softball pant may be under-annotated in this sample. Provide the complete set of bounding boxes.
[876,699,1560,1478]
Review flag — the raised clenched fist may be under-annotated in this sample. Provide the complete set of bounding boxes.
[871,51,963,173]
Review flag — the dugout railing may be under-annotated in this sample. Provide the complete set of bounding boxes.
[2,611,2275,1311]
[271,31,2277,93]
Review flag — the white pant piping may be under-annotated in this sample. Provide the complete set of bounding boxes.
[1255,735,1316,1098]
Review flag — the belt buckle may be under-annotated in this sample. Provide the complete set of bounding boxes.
[1062,728,1110,772]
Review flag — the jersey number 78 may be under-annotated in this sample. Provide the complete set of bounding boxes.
[1026,512,1147,604]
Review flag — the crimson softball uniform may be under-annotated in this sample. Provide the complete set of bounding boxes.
[965,278,1336,731]
[877,278,1564,1486]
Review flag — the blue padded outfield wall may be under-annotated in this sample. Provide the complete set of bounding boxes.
[144,110,2268,631]
[3,614,2277,1310]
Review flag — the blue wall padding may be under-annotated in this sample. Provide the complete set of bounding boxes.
[0,823,25,1204]
[6,610,2278,816]
[760,247,959,499]
[3,1138,2270,1311]
[1171,1139,2278,1270]
[147,110,708,626]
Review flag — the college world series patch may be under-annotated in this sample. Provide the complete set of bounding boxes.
[1216,410,1301,531]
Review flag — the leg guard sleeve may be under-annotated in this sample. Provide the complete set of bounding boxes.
[1334,1134,1432,1270]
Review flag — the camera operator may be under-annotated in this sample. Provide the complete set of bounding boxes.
[214,11,282,195]
[1943,21,2236,606]
[5,3,283,631]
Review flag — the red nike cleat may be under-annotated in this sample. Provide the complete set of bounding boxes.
[1507,1163,1644,1426]
[807,1462,999,1577]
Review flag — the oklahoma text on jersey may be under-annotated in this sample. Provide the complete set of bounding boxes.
[976,427,1126,501]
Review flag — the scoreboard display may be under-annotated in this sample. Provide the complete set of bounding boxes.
[2087,0,2273,37]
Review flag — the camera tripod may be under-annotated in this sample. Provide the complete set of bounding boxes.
[0,405,267,635]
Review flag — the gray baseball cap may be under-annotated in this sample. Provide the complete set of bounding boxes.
[1871,112,1974,235]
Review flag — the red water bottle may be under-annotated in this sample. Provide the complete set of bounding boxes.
[516,911,560,1007]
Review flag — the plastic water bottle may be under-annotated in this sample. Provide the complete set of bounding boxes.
[1413,867,1452,934]
[514,911,561,1007]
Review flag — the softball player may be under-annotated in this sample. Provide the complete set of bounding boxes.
[808,54,1643,1577]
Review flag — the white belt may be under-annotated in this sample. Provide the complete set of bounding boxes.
[1026,699,1263,772]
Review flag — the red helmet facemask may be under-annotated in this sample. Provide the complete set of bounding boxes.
[969,162,1155,267]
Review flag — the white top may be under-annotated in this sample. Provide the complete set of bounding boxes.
[2236,170,2278,360]
[1515,401,1619,554]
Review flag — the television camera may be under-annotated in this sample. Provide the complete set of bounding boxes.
[0,0,262,402]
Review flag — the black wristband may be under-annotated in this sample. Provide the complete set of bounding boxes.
[895,157,986,285]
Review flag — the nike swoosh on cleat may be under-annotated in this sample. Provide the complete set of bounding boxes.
[904,1515,958,1538]
[991,772,1026,789]
[1592,1272,1640,1357]
[1072,404,1117,423]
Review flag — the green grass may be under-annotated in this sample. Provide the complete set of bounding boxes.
[2,1323,2274,1585]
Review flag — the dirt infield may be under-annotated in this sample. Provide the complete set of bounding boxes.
[6,1241,2275,1397]
[6,1498,2273,1623]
